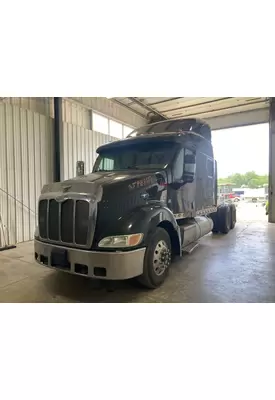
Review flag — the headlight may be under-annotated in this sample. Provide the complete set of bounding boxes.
[98,233,143,248]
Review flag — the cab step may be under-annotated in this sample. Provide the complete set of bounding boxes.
[182,241,199,254]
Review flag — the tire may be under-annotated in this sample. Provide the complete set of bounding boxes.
[137,227,172,289]
[210,212,220,233]
[218,205,231,234]
[229,204,236,230]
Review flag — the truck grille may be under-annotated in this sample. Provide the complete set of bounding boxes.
[39,198,90,246]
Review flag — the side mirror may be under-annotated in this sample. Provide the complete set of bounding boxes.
[76,161,85,176]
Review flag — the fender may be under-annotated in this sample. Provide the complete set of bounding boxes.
[93,202,181,251]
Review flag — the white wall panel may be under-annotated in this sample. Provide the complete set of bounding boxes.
[3,97,53,118]
[27,109,36,240]
[6,105,16,245]
[19,107,29,242]
[63,99,91,129]
[0,103,54,247]
[68,97,146,127]
[13,106,24,243]
[0,105,8,247]
[2,97,143,128]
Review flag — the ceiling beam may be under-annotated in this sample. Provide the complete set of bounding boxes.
[128,97,167,120]
[171,99,269,119]
[147,97,183,106]
[111,98,147,119]
[160,97,233,114]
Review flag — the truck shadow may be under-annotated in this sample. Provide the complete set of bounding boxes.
[43,270,152,303]
[43,256,189,303]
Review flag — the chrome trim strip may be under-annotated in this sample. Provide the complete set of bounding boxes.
[173,207,217,220]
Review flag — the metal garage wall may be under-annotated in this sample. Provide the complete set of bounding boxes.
[67,97,147,128]
[0,103,54,247]
[3,97,53,118]
[62,122,117,180]
[63,99,91,129]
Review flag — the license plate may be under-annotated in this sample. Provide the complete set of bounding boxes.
[51,249,69,268]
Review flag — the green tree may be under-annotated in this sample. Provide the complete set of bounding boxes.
[218,171,268,188]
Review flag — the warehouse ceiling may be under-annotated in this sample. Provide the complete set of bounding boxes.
[111,97,270,130]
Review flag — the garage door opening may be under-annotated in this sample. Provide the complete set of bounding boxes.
[212,123,269,223]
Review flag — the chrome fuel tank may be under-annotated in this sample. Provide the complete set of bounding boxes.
[180,216,213,248]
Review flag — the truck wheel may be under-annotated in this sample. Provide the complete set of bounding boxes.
[137,227,172,289]
[230,204,236,230]
[210,212,220,233]
[219,206,231,234]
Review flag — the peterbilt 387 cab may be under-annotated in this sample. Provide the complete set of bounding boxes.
[34,118,236,288]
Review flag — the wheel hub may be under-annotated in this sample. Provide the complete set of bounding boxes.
[153,240,171,276]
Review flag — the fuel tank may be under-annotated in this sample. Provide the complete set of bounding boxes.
[179,216,213,248]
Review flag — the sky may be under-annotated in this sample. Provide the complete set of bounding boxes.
[211,123,269,178]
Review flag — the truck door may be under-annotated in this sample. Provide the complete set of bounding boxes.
[195,153,215,211]
[206,157,215,206]
[168,148,196,217]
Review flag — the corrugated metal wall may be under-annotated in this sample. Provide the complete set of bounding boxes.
[0,103,54,247]
[63,100,91,129]
[68,97,147,128]
[3,97,53,118]
[62,122,117,180]
[2,97,146,128]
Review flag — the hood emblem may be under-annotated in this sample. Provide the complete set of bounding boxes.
[56,195,69,203]
[61,184,72,193]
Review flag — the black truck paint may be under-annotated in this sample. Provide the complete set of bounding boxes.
[34,118,236,288]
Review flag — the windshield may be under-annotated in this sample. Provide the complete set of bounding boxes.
[93,142,178,172]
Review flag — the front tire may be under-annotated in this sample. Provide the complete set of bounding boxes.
[137,227,171,289]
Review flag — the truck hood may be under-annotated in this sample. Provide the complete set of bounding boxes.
[40,170,161,201]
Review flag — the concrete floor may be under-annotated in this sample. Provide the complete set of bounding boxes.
[0,202,275,302]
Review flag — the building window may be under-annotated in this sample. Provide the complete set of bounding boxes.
[109,120,123,139]
[123,125,134,138]
[93,112,109,135]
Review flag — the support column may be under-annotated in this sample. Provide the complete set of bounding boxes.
[269,98,275,222]
[53,97,63,182]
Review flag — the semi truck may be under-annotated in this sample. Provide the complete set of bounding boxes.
[34,118,236,289]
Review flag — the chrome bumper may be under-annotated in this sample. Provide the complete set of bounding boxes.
[34,240,145,280]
